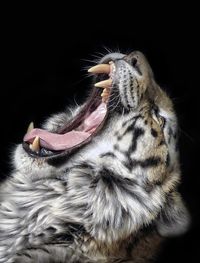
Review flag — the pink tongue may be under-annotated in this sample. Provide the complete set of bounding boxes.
[24,103,107,151]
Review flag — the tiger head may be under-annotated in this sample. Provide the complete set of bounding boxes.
[14,51,190,242]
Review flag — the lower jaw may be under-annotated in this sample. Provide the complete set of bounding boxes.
[23,113,109,164]
[23,96,109,159]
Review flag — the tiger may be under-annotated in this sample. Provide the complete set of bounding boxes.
[0,51,190,262]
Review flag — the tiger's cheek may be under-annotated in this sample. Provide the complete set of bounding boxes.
[142,121,169,184]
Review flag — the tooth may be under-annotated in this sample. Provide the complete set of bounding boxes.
[30,136,40,152]
[109,61,116,73]
[101,88,110,102]
[88,64,110,74]
[101,88,109,97]
[95,79,112,88]
[27,122,34,133]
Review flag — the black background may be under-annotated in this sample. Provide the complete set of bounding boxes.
[1,5,199,262]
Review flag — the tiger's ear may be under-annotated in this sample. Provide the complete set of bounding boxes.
[156,192,191,237]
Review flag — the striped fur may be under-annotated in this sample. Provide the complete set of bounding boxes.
[0,51,190,262]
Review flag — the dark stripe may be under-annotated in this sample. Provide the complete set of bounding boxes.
[91,168,150,209]
[118,118,140,140]
[73,162,94,170]
[100,152,116,158]
[166,153,170,166]
[144,182,154,193]
[168,127,173,144]
[122,115,141,128]
[91,167,137,188]
[22,253,32,259]
[124,83,131,108]
[46,227,57,233]
[138,157,162,168]
[128,127,145,153]
[159,140,165,146]
[153,104,160,115]
[125,156,162,171]
[151,128,158,138]
[125,157,134,171]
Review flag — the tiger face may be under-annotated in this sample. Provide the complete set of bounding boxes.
[1,51,190,262]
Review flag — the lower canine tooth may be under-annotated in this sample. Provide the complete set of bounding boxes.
[30,136,40,152]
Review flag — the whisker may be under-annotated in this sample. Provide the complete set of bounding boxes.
[107,93,118,105]
[116,45,121,54]
[80,58,98,64]
[90,54,102,60]
[73,96,81,107]
[95,51,107,58]
[121,107,125,119]
[111,96,121,112]
[107,92,121,112]
[102,46,113,54]
[70,74,93,87]
[81,65,95,72]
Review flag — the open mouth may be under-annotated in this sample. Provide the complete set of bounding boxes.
[23,62,116,158]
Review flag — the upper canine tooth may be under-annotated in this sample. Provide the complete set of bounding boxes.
[95,79,112,88]
[88,64,111,74]
[27,122,34,133]
[30,136,40,152]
